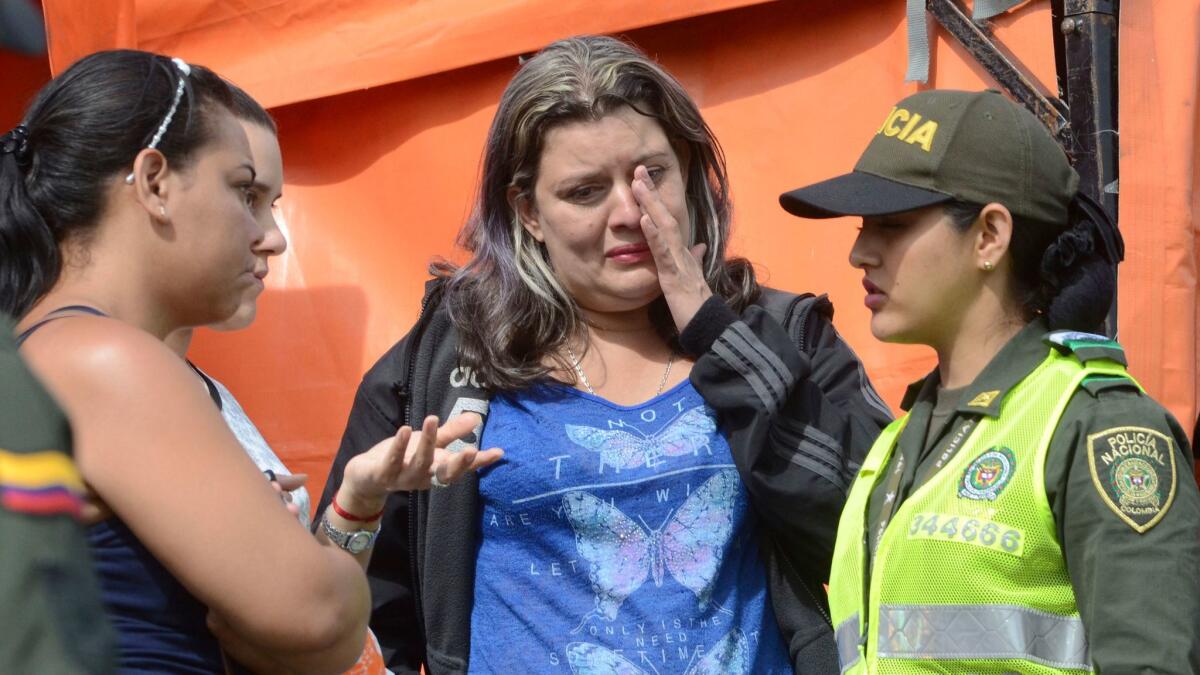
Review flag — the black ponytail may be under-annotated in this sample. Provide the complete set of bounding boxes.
[945,191,1124,333]
[0,50,235,318]
[1038,192,1123,331]
[0,134,58,317]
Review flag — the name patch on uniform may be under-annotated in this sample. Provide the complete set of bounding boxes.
[958,446,1016,501]
[907,512,1025,557]
[1087,426,1176,533]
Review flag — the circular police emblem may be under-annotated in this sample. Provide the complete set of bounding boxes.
[1113,457,1160,510]
[958,446,1016,501]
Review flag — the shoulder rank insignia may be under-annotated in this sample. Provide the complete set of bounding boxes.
[1086,426,1176,532]
[967,390,1002,408]
[1044,331,1128,366]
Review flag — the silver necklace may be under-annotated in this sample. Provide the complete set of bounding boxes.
[564,343,675,397]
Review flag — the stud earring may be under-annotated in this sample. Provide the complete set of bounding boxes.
[159,206,167,218]
[983,260,994,271]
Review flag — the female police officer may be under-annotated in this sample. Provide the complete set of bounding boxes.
[780,90,1200,673]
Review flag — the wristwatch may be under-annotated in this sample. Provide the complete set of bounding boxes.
[321,512,381,554]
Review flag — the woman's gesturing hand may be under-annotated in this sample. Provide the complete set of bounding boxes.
[337,413,503,515]
[631,164,712,332]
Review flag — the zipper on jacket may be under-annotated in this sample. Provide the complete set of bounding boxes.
[792,295,828,355]
[795,309,810,353]
[778,537,833,626]
[404,283,440,422]
[408,495,425,659]
[404,283,441,665]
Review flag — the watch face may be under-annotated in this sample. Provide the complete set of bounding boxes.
[347,530,373,554]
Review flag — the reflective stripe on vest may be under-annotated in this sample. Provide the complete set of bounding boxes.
[877,604,1091,671]
[835,613,862,673]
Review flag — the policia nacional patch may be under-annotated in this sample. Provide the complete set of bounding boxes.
[1087,426,1177,533]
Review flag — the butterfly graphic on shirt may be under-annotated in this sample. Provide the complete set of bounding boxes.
[565,628,749,675]
[565,406,717,474]
[562,469,740,631]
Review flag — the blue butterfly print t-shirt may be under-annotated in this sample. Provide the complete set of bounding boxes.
[467,380,790,674]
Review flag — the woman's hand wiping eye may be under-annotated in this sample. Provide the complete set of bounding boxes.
[631,164,711,332]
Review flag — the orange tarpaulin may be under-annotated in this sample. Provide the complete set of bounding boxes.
[47,0,777,109]
[0,48,50,130]
[38,0,1200,499]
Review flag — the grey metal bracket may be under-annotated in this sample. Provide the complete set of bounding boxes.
[927,0,1071,147]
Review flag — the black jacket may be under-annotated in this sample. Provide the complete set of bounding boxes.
[316,281,891,674]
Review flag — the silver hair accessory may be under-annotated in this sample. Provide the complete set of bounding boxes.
[125,57,193,185]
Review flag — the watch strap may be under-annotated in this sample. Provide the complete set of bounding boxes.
[321,512,380,552]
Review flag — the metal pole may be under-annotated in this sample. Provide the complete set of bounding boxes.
[1057,0,1120,334]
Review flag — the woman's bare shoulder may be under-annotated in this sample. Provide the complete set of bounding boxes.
[20,314,196,396]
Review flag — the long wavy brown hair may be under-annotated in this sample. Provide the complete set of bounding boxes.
[437,35,759,391]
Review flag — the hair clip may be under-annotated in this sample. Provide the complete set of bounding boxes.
[1,125,30,164]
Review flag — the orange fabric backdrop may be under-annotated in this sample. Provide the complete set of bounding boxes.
[39,0,1200,500]
[0,48,51,130]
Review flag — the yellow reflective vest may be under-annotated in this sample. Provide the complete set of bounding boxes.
[829,347,1133,673]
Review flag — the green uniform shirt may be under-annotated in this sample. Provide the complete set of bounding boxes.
[865,319,1200,673]
[0,315,115,673]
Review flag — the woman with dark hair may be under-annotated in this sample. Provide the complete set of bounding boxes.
[1,50,496,673]
[781,89,1200,673]
[317,35,891,673]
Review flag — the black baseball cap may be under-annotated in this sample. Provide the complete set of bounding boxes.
[779,90,1079,223]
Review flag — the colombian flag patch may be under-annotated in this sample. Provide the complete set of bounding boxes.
[0,448,85,519]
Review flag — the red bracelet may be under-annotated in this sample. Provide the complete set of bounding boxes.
[331,492,385,522]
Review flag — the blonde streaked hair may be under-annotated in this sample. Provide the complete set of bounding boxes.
[439,35,758,391]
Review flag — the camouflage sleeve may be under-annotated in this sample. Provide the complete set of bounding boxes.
[0,508,115,673]
[1045,381,1200,674]
[0,321,115,673]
